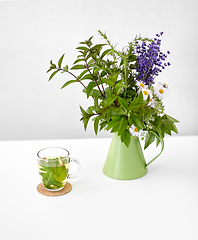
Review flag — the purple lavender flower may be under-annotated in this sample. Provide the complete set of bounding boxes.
[135,32,170,86]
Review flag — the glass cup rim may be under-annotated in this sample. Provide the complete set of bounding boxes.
[37,147,70,161]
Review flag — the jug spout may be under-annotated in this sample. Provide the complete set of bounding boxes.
[103,133,148,180]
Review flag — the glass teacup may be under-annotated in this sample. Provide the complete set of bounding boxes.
[37,147,80,191]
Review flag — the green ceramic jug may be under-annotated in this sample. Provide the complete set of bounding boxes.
[103,133,164,180]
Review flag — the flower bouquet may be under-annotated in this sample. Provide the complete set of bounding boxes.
[47,31,179,149]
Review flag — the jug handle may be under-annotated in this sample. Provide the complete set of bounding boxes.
[146,131,164,167]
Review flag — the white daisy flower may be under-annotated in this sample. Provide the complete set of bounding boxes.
[129,124,142,137]
[141,88,152,101]
[136,81,146,89]
[154,82,170,99]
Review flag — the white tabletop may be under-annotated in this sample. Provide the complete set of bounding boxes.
[0,135,197,240]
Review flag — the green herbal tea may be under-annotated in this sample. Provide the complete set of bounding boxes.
[38,156,69,190]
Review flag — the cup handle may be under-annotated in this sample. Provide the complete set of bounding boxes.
[68,157,81,179]
[146,131,164,167]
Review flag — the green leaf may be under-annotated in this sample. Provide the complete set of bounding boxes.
[128,114,134,126]
[115,82,126,89]
[129,91,143,107]
[166,114,179,123]
[91,89,101,98]
[86,82,96,98]
[106,118,121,131]
[82,117,90,130]
[63,65,69,71]
[137,91,143,103]
[48,69,60,81]
[161,118,172,129]
[128,104,142,112]
[159,124,166,137]
[106,108,112,123]
[100,121,107,131]
[109,72,120,82]
[73,58,84,64]
[153,116,162,127]
[39,163,68,190]
[78,69,89,79]
[86,106,95,114]
[78,50,87,57]
[129,112,145,130]
[114,107,127,116]
[71,64,86,70]
[144,132,155,150]
[51,166,68,182]
[49,60,56,69]
[106,94,117,107]
[143,94,150,106]
[80,106,87,115]
[151,123,164,139]
[87,59,95,65]
[118,97,128,110]
[118,116,128,136]
[92,44,106,50]
[111,115,122,121]
[47,67,54,73]
[80,111,91,131]
[100,70,108,77]
[58,54,65,68]
[101,78,114,87]
[61,80,78,89]
[81,74,94,80]
[94,95,99,109]
[101,49,112,59]
[115,82,127,94]
[161,118,172,135]
[94,116,100,135]
[110,122,120,133]
[88,63,100,69]
[171,122,178,134]
[92,69,99,80]
[120,130,131,147]
[76,46,89,51]
[139,108,146,121]
[80,36,93,46]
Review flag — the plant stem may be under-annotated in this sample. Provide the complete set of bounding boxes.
[97,72,106,94]
[59,68,86,88]
[59,68,95,100]
[88,46,106,95]
[84,57,104,97]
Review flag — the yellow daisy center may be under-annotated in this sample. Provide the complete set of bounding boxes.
[150,98,152,101]
[134,127,138,132]
[143,90,148,95]
[140,83,145,88]
[159,89,164,94]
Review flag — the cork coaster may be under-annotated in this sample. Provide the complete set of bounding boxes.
[37,182,72,196]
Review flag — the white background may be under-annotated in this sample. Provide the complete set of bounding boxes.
[0,0,197,141]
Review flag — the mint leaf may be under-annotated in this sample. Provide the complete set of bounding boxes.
[118,116,128,136]
[48,69,60,81]
[61,80,78,89]
[58,54,65,68]
[144,132,155,150]
[94,116,100,135]
[166,114,179,123]
[120,130,131,147]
